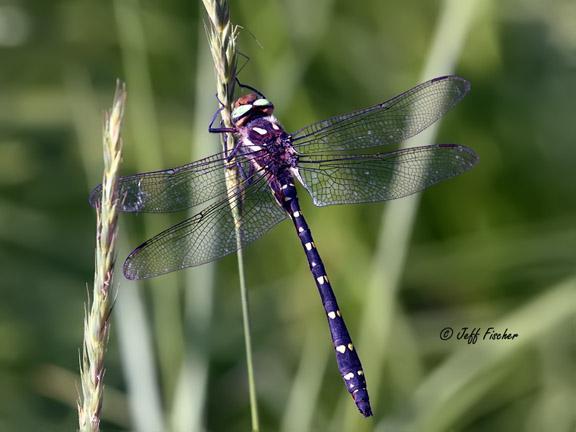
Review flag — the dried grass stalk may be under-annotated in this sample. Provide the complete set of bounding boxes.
[78,81,126,432]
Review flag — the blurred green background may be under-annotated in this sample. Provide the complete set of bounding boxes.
[1,0,575,431]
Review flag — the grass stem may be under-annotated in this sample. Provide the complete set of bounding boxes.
[202,1,260,430]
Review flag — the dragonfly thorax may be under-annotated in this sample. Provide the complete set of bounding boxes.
[239,116,298,175]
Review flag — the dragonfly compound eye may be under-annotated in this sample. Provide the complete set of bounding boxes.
[231,104,253,121]
[253,98,275,115]
[253,98,271,107]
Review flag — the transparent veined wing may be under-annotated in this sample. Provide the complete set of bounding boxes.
[296,144,478,207]
[123,175,287,279]
[292,76,470,154]
[89,151,235,213]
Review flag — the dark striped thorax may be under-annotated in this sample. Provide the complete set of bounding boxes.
[231,93,299,186]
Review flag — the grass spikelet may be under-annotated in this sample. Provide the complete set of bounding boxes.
[78,81,126,432]
[201,0,238,155]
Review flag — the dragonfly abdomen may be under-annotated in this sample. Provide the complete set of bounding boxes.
[276,179,373,417]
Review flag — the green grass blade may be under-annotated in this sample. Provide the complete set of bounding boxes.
[337,1,480,429]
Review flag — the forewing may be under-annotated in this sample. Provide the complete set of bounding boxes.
[292,76,470,153]
[297,144,478,207]
[123,176,287,279]
[89,151,232,213]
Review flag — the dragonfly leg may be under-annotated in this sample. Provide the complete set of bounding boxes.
[229,160,255,192]
[235,160,255,183]
[224,140,244,163]
[235,77,267,99]
[207,98,242,159]
[214,93,225,108]
[208,108,236,134]
[236,51,251,77]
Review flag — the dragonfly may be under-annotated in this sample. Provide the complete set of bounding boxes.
[89,75,478,417]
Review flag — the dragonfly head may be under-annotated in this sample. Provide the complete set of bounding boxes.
[232,93,275,126]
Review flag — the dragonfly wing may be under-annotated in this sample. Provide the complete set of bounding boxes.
[123,176,287,279]
[292,76,470,153]
[296,144,478,207]
[89,151,236,213]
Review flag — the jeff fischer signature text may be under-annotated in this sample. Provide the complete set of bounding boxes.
[439,327,519,344]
